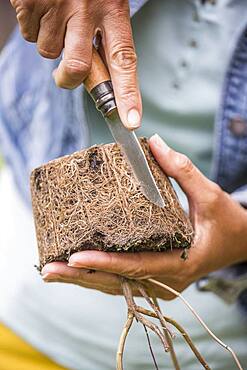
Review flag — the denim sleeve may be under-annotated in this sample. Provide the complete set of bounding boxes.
[129,0,149,16]
[0,30,89,204]
[196,20,247,311]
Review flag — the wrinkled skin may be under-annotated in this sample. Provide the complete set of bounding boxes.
[42,135,247,299]
[0,2,16,50]
[10,0,142,129]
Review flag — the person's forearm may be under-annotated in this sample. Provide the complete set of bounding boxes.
[0,3,16,51]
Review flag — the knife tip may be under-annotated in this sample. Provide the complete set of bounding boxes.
[154,198,166,209]
[142,189,166,209]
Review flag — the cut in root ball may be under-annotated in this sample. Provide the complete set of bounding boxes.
[30,138,194,269]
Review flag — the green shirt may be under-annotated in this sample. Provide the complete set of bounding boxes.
[1,2,246,370]
[82,4,247,367]
[87,0,241,179]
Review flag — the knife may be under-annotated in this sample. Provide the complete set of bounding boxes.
[84,48,165,208]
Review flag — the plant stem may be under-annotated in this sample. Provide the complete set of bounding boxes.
[121,278,169,351]
[136,306,211,370]
[116,311,134,370]
[136,283,180,370]
[143,324,160,370]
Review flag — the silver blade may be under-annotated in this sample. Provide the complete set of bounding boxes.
[105,110,165,208]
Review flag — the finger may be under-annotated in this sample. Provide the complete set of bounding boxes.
[37,7,66,59]
[45,277,121,296]
[11,0,42,42]
[68,249,186,279]
[54,14,94,89]
[149,134,216,203]
[102,6,142,130]
[41,262,121,291]
[41,262,181,298]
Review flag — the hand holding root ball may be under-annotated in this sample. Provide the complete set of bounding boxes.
[10,0,141,130]
[42,134,247,298]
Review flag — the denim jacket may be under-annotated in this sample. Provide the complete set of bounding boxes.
[0,0,246,313]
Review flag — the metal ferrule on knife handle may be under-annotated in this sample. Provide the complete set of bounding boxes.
[84,47,116,117]
[90,81,117,117]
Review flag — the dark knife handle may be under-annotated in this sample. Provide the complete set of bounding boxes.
[84,48,117,117]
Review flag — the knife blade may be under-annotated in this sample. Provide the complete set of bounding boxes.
[105,109,165,208]
[84,48,165,208]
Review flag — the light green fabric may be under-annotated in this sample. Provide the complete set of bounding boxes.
[85,0,247,369]
[88,0,243,178]
[0,2,246,370]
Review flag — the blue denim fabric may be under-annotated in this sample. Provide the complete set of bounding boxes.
[0,0,246,312]
[213,24,247,196]
[0,31,89,204]
[209,22,247,315]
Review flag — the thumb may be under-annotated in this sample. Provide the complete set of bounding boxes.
[149,134,215,203]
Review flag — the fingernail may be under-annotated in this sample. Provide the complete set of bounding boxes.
[67,262,84,268]
[69,252,91,267]
[150,134,169,151]
[41,265,53,275]
[42,273,61,281]
[127,108,141,129]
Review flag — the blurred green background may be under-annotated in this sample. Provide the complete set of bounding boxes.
[0,156,3,170]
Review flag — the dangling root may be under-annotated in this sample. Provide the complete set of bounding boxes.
[117,278,212,370]
[136,283,180,370]
[117,277,244,370]
[116,312,134,370]
[136,306,210,370]
[121,279,170,352]
[148,279,244,370]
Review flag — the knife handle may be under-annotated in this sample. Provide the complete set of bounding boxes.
[84,48,117,117]
[84,48,110,92]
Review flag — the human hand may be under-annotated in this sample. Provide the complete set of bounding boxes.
[41,134,247,299]
[10,0,141,129]
[0,2,16,51]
